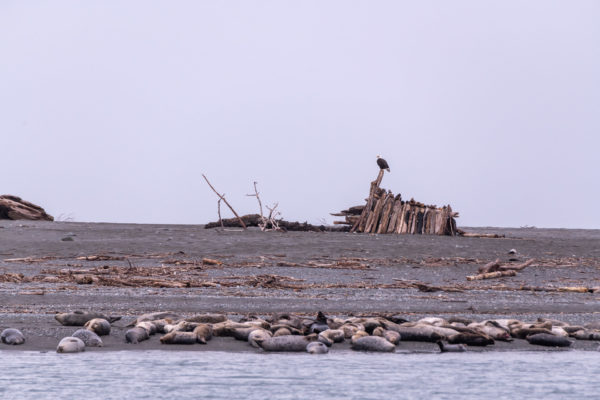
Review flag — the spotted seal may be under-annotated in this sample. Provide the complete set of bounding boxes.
[84,318,111,336]
[248,329,272,348]
[72,329,103,347]
[306,342,329,354]
[255,335,311,352]
[160,331,197,344]
[57,337,85,353]
[351,336,395,352]
[437,340,466,352]
[192,324,213,344]
[126,327,149,344]
[1,328,25,345]
[55,311,120,326]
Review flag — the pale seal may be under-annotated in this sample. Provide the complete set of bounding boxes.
[192,324,213,344]
[570,329,600,340]
[248,329,272,348]
[84,318,111,336]
[255,335,311,352]
[136,321,157,335]
[306,342,329,354]
[383,330,401,345]
[160,331,197,344]
[1,328,25,345]
[72,329,103,347]
[57,337,85,353]
[129,311,181,326]
[351,336,395,352]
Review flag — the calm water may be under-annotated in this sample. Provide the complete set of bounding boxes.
[1,350,598,399]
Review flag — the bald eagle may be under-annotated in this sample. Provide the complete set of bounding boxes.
[376,155,390,172]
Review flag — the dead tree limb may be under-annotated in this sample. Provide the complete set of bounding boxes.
[500,258,535,271]
[217,199,224,229]
[265,203,282,231]
[246,181,267,231]
[478,258,502,274]
[466,270,517,281]
[202,174,246,229]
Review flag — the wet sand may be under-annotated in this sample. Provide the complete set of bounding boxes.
[1,220,599,352]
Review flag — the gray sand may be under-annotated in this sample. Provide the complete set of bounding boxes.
[1,220,599,352]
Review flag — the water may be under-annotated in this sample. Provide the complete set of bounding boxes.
[1,350,598,399]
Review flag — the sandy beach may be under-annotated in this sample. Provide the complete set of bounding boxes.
[1,220,599,352]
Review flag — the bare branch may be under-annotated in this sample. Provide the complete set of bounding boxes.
[217,198,224,230]
[246,181,267,231]
[202,174,247,229]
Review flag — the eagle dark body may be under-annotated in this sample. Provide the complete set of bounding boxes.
[377,157,390,172]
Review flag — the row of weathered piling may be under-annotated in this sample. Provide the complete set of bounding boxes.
[332,170,458,235]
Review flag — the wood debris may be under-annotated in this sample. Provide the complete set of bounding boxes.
[335,170,459,235]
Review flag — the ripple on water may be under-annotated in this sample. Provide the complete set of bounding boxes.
[0,351,598,400]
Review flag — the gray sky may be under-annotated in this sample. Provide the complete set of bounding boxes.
[2,1,599,228]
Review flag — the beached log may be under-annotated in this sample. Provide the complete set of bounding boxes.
[458,230,505,238]
[351,170,385,233]
[387,199,402,233]
[341,170,458,235]
[365,193,387,233]
[500,259,535,271]
[478,259,502,274]
[376,194,395,234]
[466,270,517,281]
[0,195,53,221]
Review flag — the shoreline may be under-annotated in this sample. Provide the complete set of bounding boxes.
[1,220,599,352]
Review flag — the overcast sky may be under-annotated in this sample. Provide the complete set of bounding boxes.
[2,1,598,228]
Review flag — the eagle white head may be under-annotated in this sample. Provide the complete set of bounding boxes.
[376,155,381,159]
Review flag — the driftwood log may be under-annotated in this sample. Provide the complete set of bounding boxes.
[333,171,459,235]
[0,195,53,221]
[204,214,349,232]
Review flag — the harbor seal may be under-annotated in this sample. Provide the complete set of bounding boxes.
[526,333,572,347]
[185,313,227,324]
[383,330,401,345]
[84,318,111,336]
[129,311,181,326]
[248,329,272,348]
[372,327,385,337]
[381,321,442,342]
[1,328,25,345]
[568,329,600,341]
[306,342,329,354]
[273,327,292,337]
[309,312,329,334]
[192,324,213,344]
[447,333,494,346]
[55,311,120,326]
[351,331,370,344]
[160,331,198,344]
[437,340,466,353]
[72,329,103,347]
[255,335,311,352]
[57,337,85,353]
[126,327,150,344]
[318,329,344,344]
[136,321,157,335]
[351,336,395,352]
